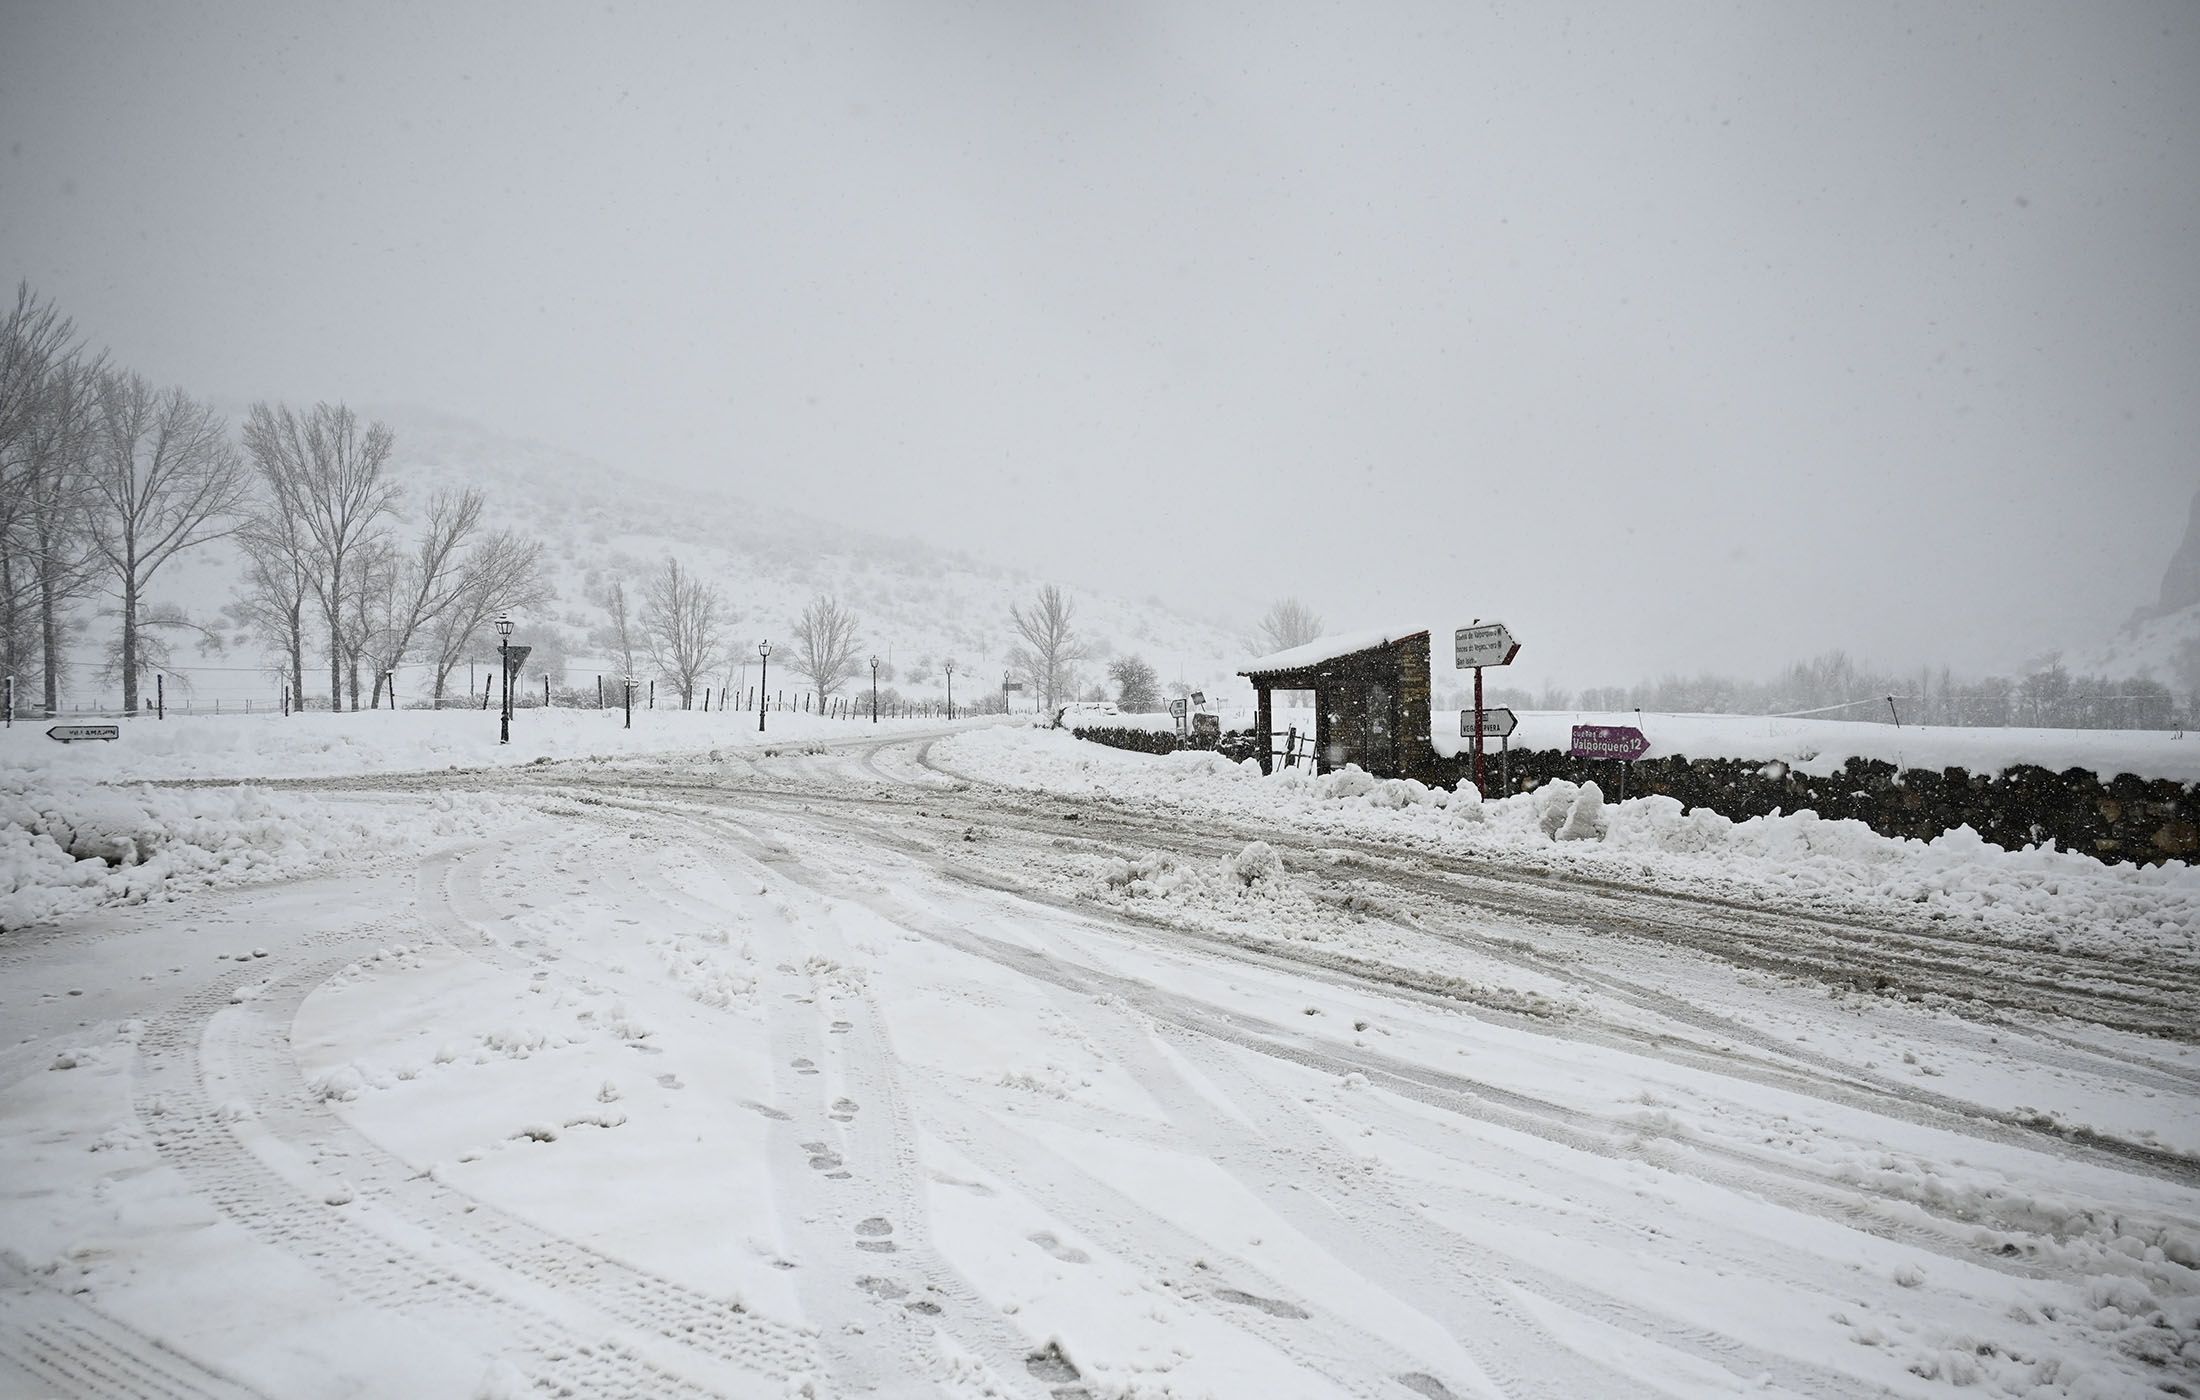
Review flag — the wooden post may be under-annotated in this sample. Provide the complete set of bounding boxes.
[1256,684,1273,774]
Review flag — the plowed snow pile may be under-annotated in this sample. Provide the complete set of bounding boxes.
[1,777,494,929]
[936,728,2200,959]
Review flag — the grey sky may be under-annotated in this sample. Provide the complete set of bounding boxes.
[4,0,2195,684]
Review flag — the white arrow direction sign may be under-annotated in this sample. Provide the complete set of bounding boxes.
[1461,707,1517,740]
[1455,622,1522,669]
[47,724,120,742]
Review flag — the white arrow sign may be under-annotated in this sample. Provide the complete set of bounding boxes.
[1455,622,1521,669]
[1461,707,1517,740]
[47,724,120,742]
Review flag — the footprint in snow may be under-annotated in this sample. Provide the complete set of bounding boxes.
[854,1217,896,1253]
[1213,1287,1309,1320]
[830,1097,858,1121]
[1025,1342,1081,1384]
[830,1020,853,1035]
[1396,1374,1460,1400]
[1028,1231,1089,1264]
[856,1276,906,1300]
[791,1057,819,1076]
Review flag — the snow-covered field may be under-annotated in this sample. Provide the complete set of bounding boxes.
[1077,708,2200,784]
[2,722,2195,1397]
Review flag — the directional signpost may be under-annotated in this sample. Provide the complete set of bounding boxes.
[1571,723,1650,800]
[1569,725,1648,761]
[1169,696,1190,736]
[1455,622,1522,793]
[1464,707,1518,792]
[48,724,120,743]
[1461,707,1517,740]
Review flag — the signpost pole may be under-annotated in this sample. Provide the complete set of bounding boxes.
[1501,734,1509,793]
[757,642,771,732]
[1473,665,1485,793]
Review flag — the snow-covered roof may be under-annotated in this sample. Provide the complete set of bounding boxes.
[1242,625,1429,676]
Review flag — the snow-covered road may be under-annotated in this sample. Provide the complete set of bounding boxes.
[4,731,2195,1398]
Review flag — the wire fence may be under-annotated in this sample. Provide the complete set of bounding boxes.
[1,676,969,724]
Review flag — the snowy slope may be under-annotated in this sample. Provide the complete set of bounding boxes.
[129,406,1256,711]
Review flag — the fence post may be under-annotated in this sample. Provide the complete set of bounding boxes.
[597,675,603,709]
[649,680,655,709]
[705,686,712,712]
[157,674,165,720]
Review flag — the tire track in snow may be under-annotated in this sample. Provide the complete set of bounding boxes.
[208,950,820,1389]
[699,811,1505,1399]
[134,942,735,1398]
[0,1258,265,1400]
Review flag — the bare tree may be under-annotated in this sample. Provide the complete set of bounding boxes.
[357,489,486,706]
[426,529,545,703]
[85,373,247,713]
[640,555,728,708]
[1109,654,1161,712]
[229,445,317,710]
[0,284,103,713]
[1253,597,1325,706]
[1008,583,1089,712]
[791,595,861,701]
[1254,597,1325,655]
[602,577,638,679]
[243,402,399,711]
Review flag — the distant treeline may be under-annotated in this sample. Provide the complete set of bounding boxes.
[1471,650,2192,731]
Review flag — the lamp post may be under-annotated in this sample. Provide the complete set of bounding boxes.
[757,641,771,732]
[870,655,880,723]
[944,659,955,722]
[496,611,514,744]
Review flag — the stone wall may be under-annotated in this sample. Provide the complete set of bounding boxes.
[1071,726,2200,865]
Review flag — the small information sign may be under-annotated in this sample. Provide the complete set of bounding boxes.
[47,724,120,743]
[1462,708,1517,740]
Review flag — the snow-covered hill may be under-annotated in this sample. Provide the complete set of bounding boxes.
[2077,483,2200,688]
[139,407,1258,711]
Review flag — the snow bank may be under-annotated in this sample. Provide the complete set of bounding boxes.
[935,728,2200,958]
[0,775,494,929]
[0,708,970,784]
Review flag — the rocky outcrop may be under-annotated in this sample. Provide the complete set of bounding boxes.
[2153,485,2200,617]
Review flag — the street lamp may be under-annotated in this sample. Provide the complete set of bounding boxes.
[944,658,955,722]
[870,655,880,723]
[757,640,771,732]
[495,612,514,744]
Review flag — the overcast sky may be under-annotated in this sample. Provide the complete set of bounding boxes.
[4,0,2195,684]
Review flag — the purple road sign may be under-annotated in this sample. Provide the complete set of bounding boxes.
[1570,724,1648,761]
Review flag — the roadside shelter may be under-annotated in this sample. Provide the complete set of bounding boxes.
[1240,628,1435,781]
